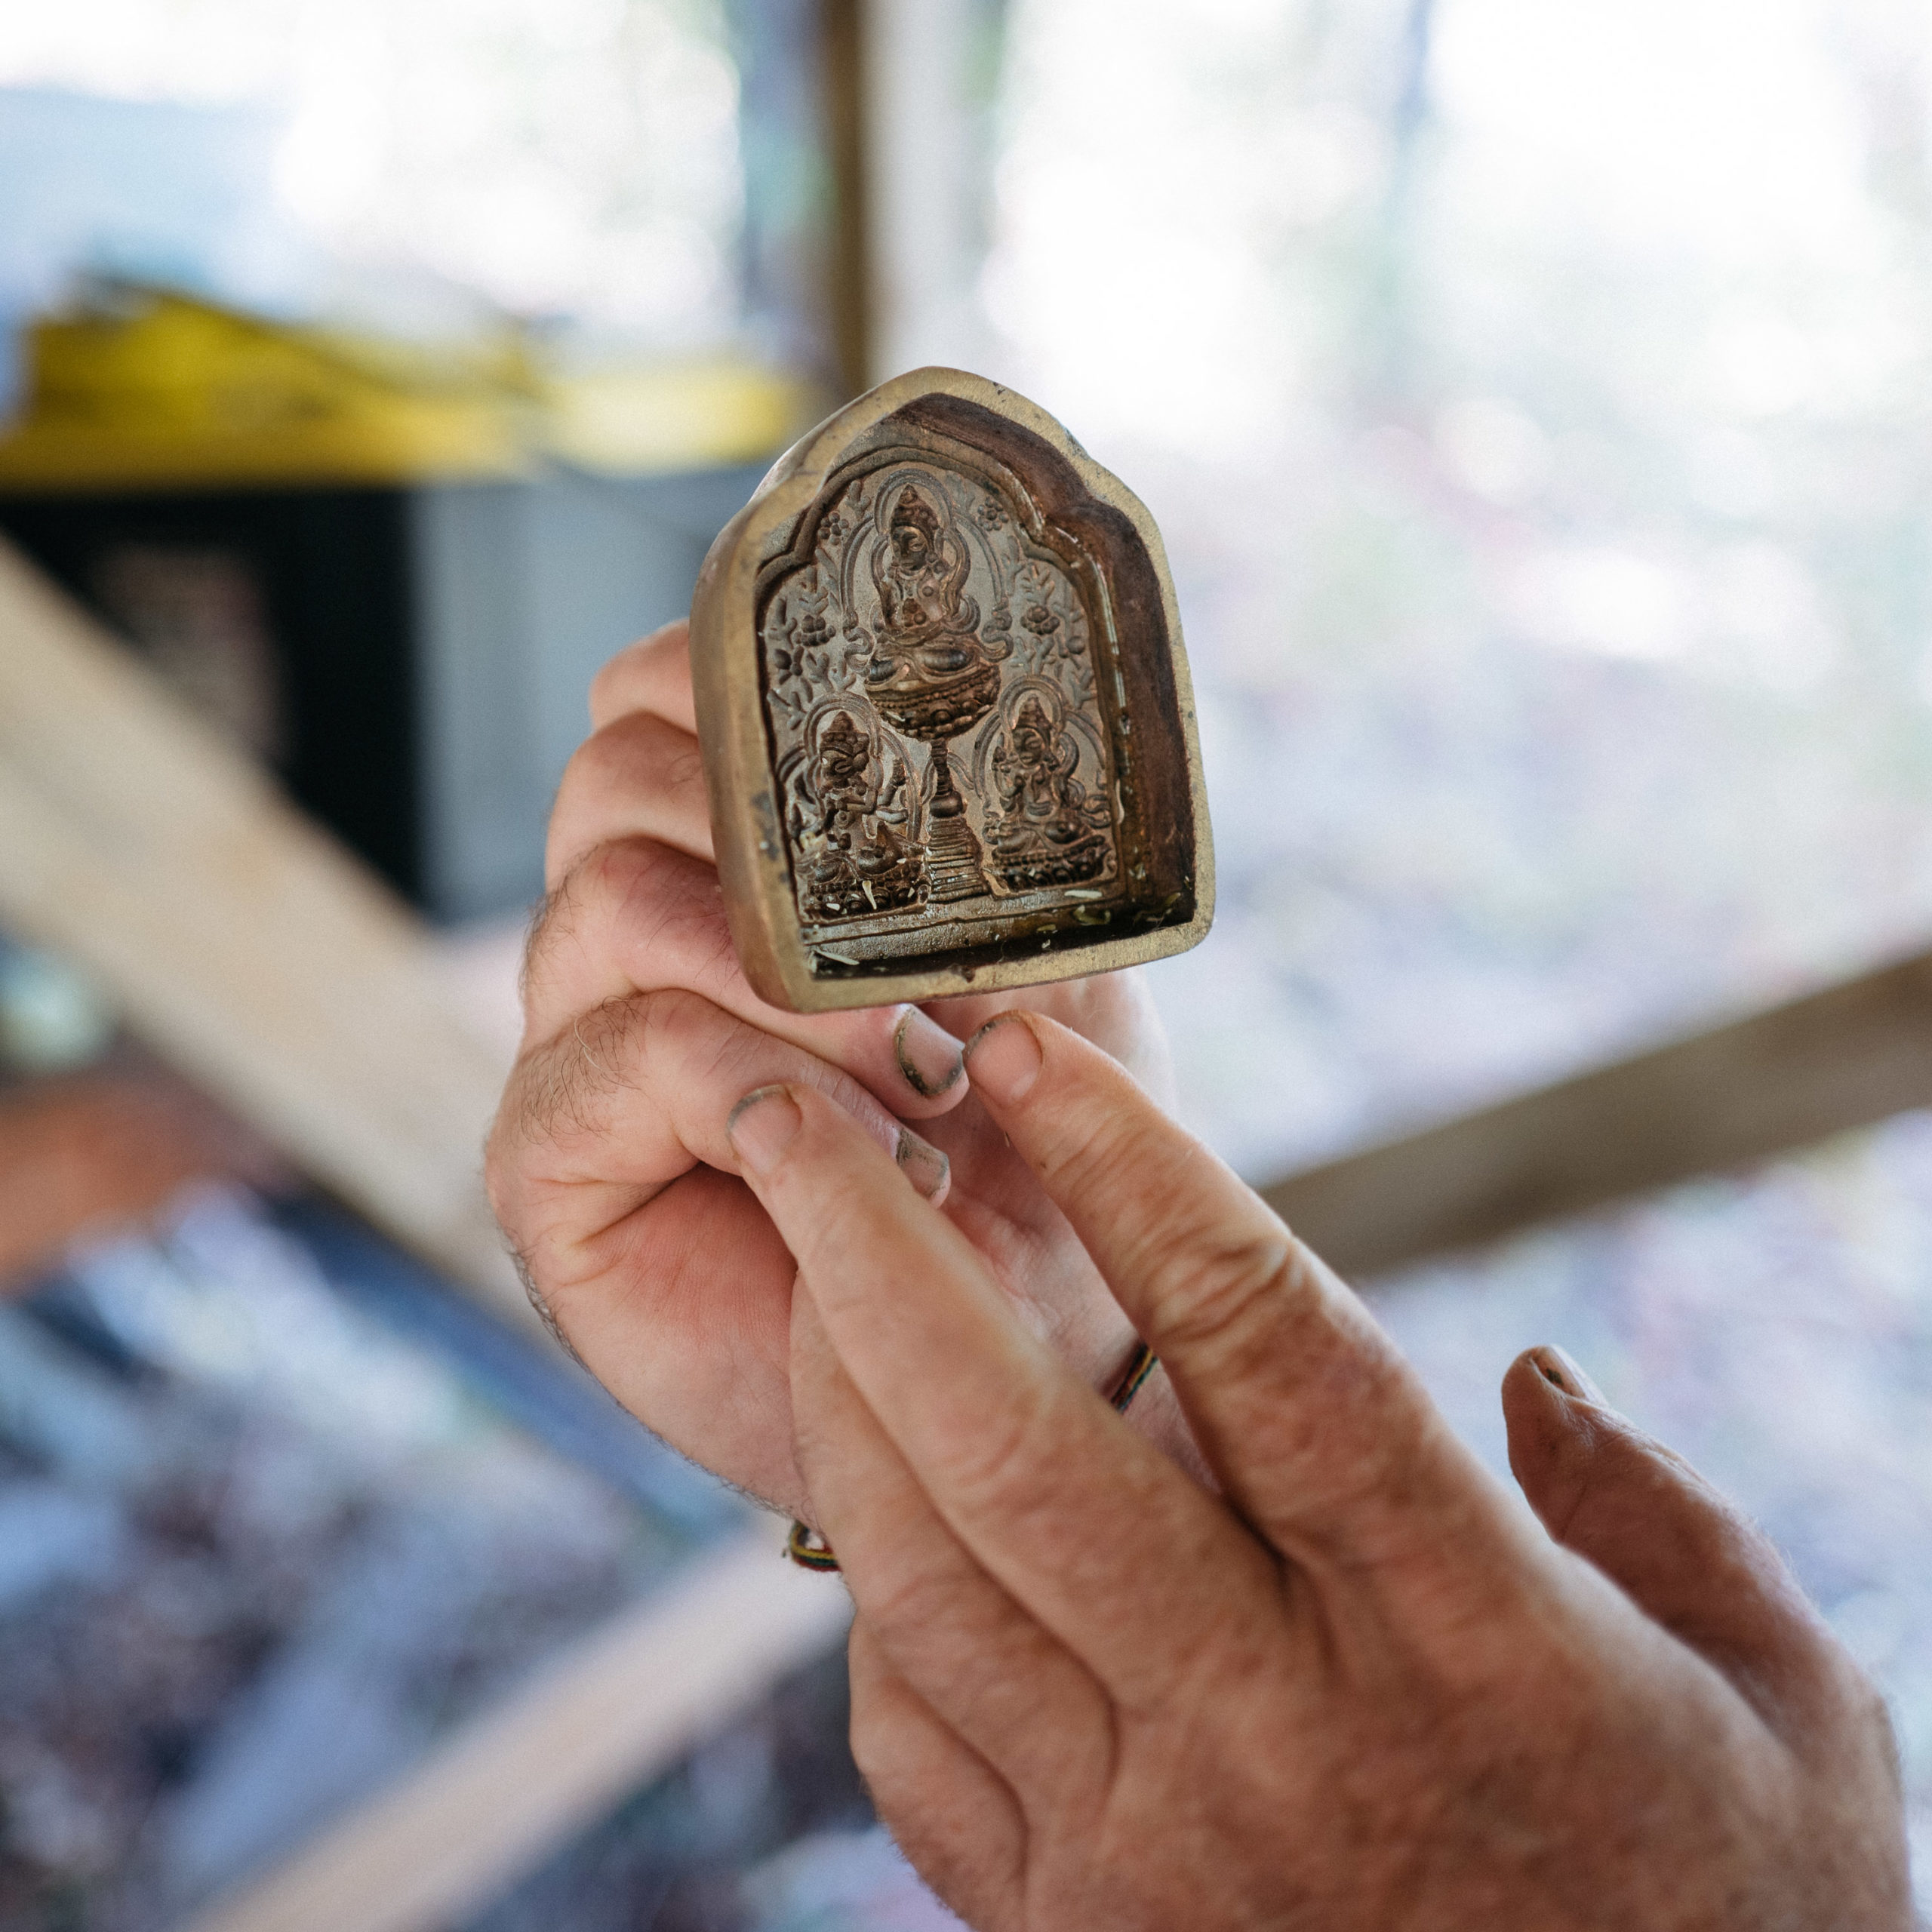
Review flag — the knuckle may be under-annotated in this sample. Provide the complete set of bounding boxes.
[1151,1219,1300,1323]
[935,1381,1072,1525]
[525,837,731,1014]
[495,980,749,1178]
[501,992,647,1153]
[1038,1100,1164,1201]
[588,623,686,724]
[585,662,623,721]
[1036,1100,1318,1374]
[600,835,725,940]
[860,1557,967,1642]
[518,879,572,1005]
[544,728,637,881]
[1140,1224,1307,1374]
[575,708,697,799]
[520,850,620,994]
[582,838,715,949]
[637,984,754,1091]
[632,979,698,1054]
[561,718,632,808]
[577,831,663,915]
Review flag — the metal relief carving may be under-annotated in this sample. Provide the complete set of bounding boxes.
[692,367,1211,1014]
[758,456,1121,950]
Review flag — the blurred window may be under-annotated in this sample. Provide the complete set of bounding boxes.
[992,0,1932,1173]
[0,0,745,345]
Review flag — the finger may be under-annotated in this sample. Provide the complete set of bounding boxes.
[487,996,946,1506]
[586,620,697,733]
[491,987,948,1291]
[1503,1346,1873,1742]
[546,710,714,884]
[538,1158,806,1507]
[958,1013,1529,1593]
[926,965,1177,1111]
[487,989,951,1509]
[790,1276,1115,1801]
[847,1617,1025,1932]
[729,1083,1283,1709]
[522,837,971,1118]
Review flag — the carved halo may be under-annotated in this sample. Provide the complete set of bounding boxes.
[970,672,1107,801]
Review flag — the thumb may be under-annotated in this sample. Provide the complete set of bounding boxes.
[1503,1345,1844,1732]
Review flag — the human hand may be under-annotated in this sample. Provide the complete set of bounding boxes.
[486,622,1195,1515]
[726,1013,1911,1931]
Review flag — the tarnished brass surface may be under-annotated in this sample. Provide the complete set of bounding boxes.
[692,368,1213,1012]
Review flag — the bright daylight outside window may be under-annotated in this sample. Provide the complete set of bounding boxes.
[991,0,1932,1887]
[0,0,746,349]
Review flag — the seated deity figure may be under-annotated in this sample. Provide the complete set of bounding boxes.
[867,483,983,679]
[860,477,1011,901]
[787,705,928,923]
[986,687,1113,890]
[861,481,1009,740]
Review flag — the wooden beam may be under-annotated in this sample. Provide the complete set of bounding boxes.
[0,540,857,1932]
[0,536,528,1327]
[182,1528,852,1932]
[1263,946,1932,1279]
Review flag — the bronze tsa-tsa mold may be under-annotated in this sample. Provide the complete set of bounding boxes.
[691,368,1214,1013]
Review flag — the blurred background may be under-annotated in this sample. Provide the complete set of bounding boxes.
[5,0,1932,1924]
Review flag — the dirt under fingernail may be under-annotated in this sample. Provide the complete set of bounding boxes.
[894,1128,950,1202]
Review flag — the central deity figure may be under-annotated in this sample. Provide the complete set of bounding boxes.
[861,479,1008,902]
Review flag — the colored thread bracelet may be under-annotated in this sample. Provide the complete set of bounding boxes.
[1109,1339,1159,1414]
[782,1343,1161,1574]
[786,1518,841,1571]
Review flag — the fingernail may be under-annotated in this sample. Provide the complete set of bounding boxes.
[894,1008,965,1098]
[894,1128,951,1203]
[728,1085,802,1176]
[1530,1344,1607,1407]
[961,1014,1042,1105]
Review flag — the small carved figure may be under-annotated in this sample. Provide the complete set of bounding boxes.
[786,704,928,924]
[869,486,977,669]
[859,480,1011,900]
[984,684,1112,891]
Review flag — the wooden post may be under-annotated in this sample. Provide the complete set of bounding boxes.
[820,0,872,397]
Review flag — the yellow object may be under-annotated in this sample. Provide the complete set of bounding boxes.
[543,357,823,476]
[0,289,822,493]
